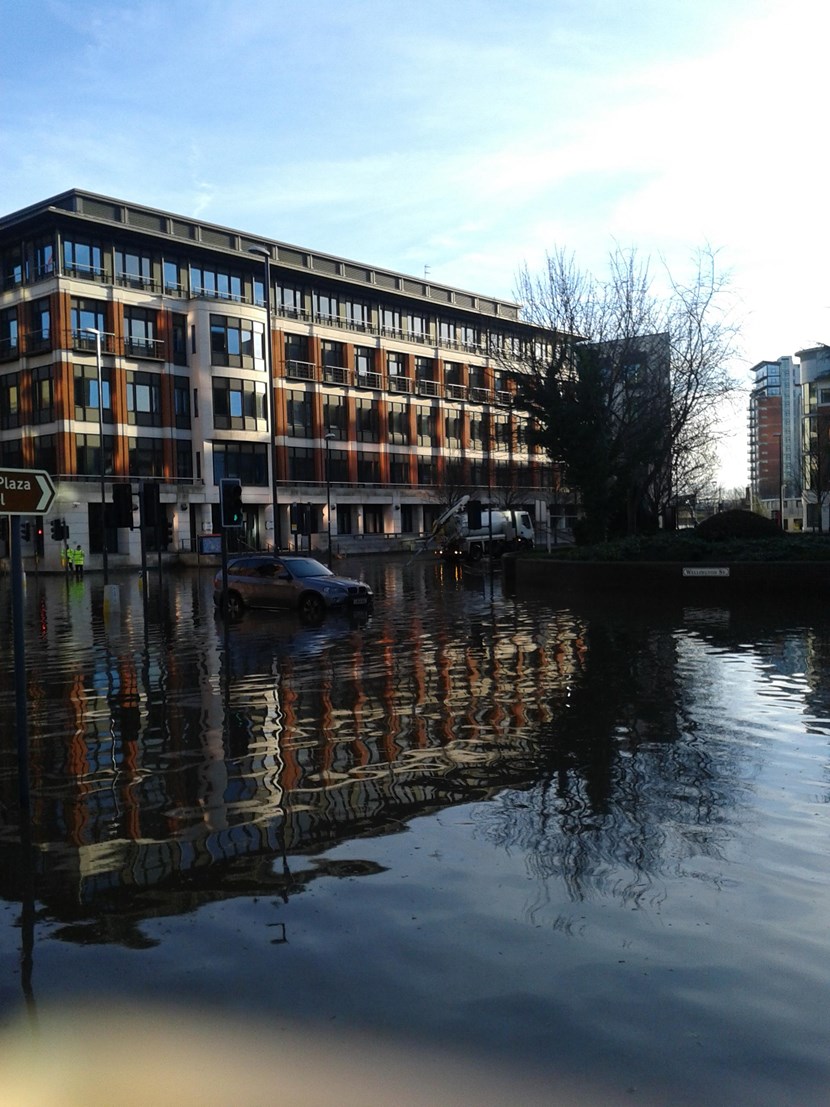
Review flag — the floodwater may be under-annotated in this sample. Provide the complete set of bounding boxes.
[1,556,829,1105]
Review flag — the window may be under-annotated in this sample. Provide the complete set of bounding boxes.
[363,504,384,534]
[345,299,369,329]
[327,448,349,483]
[174,376,191,429]
[469,365,486,390]
[0,372,20,429]
[460,322,479,349]
[126,371,162,427]
[70,298,107,347]
[0,307,18,360]
[210,314,264,368]
[33,434,56,474]
[388,402,409,444]
[31,237,55,282]
[336,504,352,534]
[445,408,462,448]
[407,312,427,338]
[415,356,433,381]
[356,398,379,442]
[63,238,104,279]
[381,306,401,335]
[320,339,344,368]
[444,361,462,385]
[287,446,314,481]
[357,454,381,483]
[75,433,115,476]
[176,441,193,479]
[172,313,187,365]
[0,437,23,467]
[494,417,511,450]
[278,283,304,317]
[191,264,242,301]
[417,408,434,445]
[387,351,405,377]
[417,460,435,485]
[400,504,414,533]
[115,247,153,289]
[28,299,51,353]
[128,436,165,477]
[212,441,268,485]
[469,412,487,447]
[74,364,112,423]
[389,455,411,485]
[285,389,313,437]
[1,245,22,289]
[212,378,265,430]
[324,397,346,437]
[284,333,309,365]
[314,290,339,322]
[354,346,374,377]
[124,306,159,358]
[438,319,456,345]
[163,258,185,294]
[31,365,54,424]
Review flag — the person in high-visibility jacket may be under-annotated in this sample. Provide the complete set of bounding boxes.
[73,544,85,578]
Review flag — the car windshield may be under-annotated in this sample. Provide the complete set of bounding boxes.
[285,558,332,579]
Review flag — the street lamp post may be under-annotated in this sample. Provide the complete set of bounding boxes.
[249,246,280,553]
[324,431,336,568]
[84,326,108,583]
[774,431,784,531]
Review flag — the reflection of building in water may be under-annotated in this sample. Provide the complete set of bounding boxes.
[2,579,587,912]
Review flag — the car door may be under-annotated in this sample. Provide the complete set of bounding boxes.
[267,559,298,609]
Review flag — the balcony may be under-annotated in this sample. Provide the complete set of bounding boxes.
[323,364,352,387]
[388,375,413,395]
[124,335,164,359]
[355,371,383,391]
[286,359,318,381]
[446,383,467,401]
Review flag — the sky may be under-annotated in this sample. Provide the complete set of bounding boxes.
[3,0,829,490]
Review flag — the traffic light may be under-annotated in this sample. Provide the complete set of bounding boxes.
[50,518,62,540]
[21,522,31,542]
[290,502,310,535]
[113,483,134,528]
[142,482,160,528]
[220,478,244,528]
[35,523,44,556]
[165,520,174,548]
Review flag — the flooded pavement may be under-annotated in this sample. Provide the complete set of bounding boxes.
[1,556,830,1104]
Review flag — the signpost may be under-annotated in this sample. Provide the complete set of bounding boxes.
[0,467,55,515]
[5,468,56,814]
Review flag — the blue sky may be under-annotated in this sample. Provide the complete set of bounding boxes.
[3,0,828,488]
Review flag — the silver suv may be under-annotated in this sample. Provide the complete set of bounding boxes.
[214,554,373,620]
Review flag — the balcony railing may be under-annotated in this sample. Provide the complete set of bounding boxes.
[124,335,164,359]
[356,371,383,391]
[323,365,352,387]
[416,379,439,398]
[445,382,467,401]
[72,329,118,354]
[286,359,318,381]
[388,375,413,395]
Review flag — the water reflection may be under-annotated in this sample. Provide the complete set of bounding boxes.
[2,566,830,930]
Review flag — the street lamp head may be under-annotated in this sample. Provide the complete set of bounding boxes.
[248,245,271,259]
[324,432,336,441]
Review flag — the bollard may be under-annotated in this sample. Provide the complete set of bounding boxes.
[103,583,121,614]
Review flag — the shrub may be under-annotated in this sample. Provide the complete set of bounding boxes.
[695,510,780,541]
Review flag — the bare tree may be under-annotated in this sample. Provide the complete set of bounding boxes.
[510,245,741,540]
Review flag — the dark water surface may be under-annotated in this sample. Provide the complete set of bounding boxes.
[1,557,829,1104]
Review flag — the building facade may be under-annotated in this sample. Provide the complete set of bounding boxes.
[748,356,802,529]
[796,345,830,532]
[0,190,556,570]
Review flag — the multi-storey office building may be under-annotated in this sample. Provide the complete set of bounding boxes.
[796,345,830,531]
[747,356,802,528]
[0,190,555,569]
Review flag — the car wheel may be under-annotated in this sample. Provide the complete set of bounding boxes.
[299,592,326,622]
[222,590,244,618]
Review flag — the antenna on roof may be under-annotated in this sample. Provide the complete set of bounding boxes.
[424,265,431,281]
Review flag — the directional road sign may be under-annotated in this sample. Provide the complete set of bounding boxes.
[0,467,56,514]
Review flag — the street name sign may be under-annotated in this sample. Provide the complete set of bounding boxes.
[0,467,56,514]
